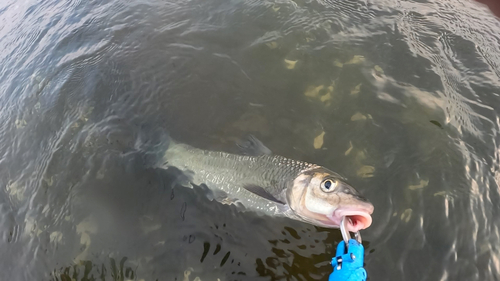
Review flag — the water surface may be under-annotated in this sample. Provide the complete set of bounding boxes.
[0,0,499,280]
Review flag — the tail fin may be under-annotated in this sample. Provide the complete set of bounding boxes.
[160,136,190,168]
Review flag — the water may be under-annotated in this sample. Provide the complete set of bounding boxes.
[0,0,499,280]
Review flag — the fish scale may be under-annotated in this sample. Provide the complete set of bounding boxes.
[163,143,311,214]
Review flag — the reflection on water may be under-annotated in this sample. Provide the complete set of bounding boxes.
[0,0,500,280]
[53,258,137,281]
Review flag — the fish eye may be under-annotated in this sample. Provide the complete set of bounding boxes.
[320,179,337,192]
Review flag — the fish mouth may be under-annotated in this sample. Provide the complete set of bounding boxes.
[330,207,373,232]
[295,205,373,231]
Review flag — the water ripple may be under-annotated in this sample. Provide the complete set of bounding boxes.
[0,0,500,280]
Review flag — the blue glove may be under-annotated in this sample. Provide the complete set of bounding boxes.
[329,239,367,281]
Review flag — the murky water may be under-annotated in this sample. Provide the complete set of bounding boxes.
[1,0,500,280]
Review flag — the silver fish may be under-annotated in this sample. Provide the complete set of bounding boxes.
[161,136,374,232]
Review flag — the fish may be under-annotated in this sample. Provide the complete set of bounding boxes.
[161,135,374,232]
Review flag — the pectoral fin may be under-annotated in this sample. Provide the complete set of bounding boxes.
[242,184,285,204]
[237,135,272,156]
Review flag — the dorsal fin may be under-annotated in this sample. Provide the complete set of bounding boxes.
[236,135,272,156]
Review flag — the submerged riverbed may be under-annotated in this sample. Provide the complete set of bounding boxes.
[0,0,499,280]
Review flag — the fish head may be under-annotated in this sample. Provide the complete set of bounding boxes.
[286,166,374,232]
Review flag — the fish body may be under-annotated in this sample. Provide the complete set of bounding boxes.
[162,136,374,232]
